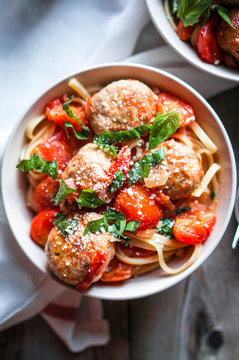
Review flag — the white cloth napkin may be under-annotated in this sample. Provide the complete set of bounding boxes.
[0,0,235,353]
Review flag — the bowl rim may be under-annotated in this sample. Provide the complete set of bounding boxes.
[1,62,237,300]
[145,0,239,83]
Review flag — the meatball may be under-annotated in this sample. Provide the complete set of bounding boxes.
[45,212,116,290]
[62,143,114,203]
[217,8,239,62]
[144,139,203,200]
[88,79,158,135]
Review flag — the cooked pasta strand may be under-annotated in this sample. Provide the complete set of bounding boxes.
[68,78,90,100]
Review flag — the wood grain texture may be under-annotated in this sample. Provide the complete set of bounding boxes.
[0,87,238,360]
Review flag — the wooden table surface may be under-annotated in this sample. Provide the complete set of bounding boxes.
[0,87,238,360]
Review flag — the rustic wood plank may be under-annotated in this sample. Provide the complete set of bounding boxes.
[93,301,130,360]
[129,281,187,360]
[176,217,239,360]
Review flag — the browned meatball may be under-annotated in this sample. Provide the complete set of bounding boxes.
[88,79,158,135]
[217,8,239,62]
[144,139,204,200]
[45,212,116,290]
[62,143,114,203]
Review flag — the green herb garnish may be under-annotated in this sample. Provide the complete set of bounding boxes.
[210,190,216,200]
[94,124,151,156]
[177,0,211,27]
[211,4,235,29]
[127,148,165,186]
[63,121,89,140]
[83,207,140,239]
[62,96,90,139]
[149,112,179,150]
[75,189,105,210]
[125,220,141,232]
[95,124,151,145]
[120,235,132,247]
[16,153,58,180]
[54,178,76,205]
[107,169,126,193]
[53,212,79,237]
[156,218,175,239]
[175,206,191,215]
[97,143,118,157]
[82,217,105,236]
[174,0,235,29]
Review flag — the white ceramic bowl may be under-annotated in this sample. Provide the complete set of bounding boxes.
[1,63,237,300]
[145,0,239,82]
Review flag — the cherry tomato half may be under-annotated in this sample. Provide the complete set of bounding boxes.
[114,184,163,230]
[46,97,86,131]
[34,176,59,212]
[173,210,216,245]
[177,20,194,41]
[34,131,73,172]
[197,16,223,65]
[157,93,195,127]
[30,209,58,247]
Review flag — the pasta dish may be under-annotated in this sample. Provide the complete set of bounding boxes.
[17,77,220,291]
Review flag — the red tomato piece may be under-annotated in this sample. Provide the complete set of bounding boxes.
[34,131,73,172]
[101,258,132,282]
[197,17,223,65]
[173,210,216,245]
[114,184,163,230]
[157,92,195,127]
[177,20,194,41]
[30,209,58,247]
[46,98,86,131]
[34,176,59,212]
[108,146,131,177]
[118,243,155,258]
[76,250,108,290]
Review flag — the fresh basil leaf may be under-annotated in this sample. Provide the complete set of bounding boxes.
[75,189,105,210]
[156,218,175,239]
[120,234,131,246]
[125,220,140,232]
[107,169,126,193]
[94,123,151,149]
[53,212,79,237]
[83,218,106,236]
[149,112,179,150]
[175,206,191,215]
[97,143,118,157]
[200,8,210,26]
[177,0,211,27]
[62,96,90,138]
[103,207,126,237]
[127,148,165,186]
[211,4,236,29]
[63,121,89,140]
[83,207,140,239]
[16,153,58,180]
[94,124,151,157]
[169,0,179,15]
[210,190,216,200]
[54,178,76,205]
